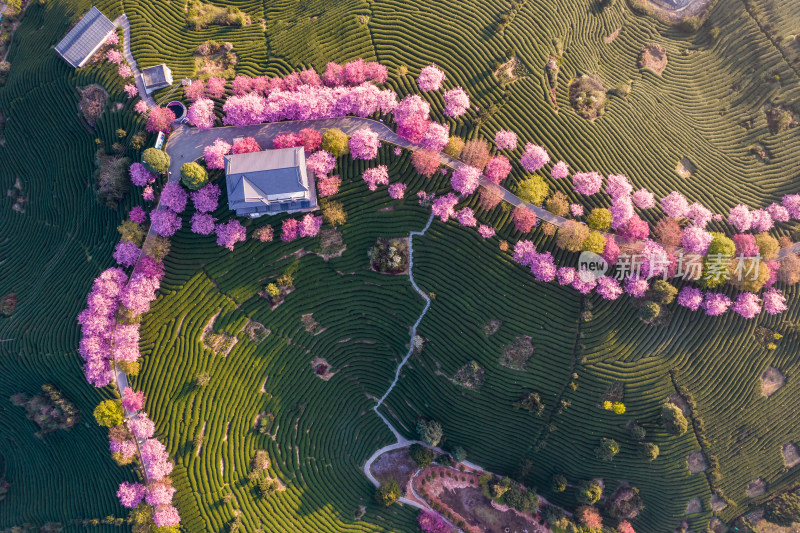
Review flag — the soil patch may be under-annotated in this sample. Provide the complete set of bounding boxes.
[414,466,539,533]
[675,157,695,178]
[687,451,708,473]
[315,228,346,261]
[782,443,800,468]
[452,361,485,390]
[630,0,716,25]
[494,56,527,85]
[78,84,108,126]
[244,320,270,343]
[711,494,727,511]
[639,44,668,75]
[482,319,501,336]
[747,478,767,498]
[301,313,325,336]
[685,497,702,514]
[200,310,238,356]
[668,393,691,416]
[369,448,418,495]
[311,356,336,381]
[193,40,238,79]
[761,366,785,397]
[604,28,621,43]
[500,336,534,371]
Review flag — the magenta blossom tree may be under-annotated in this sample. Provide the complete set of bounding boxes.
[551,160,569,180]
[203,138,232,170]
[215,220,246,251]
[206,77,226,99]
[146,482,176,507]
[605,174,632,199]
[418,511,448,533]
[750,209,773,232]
[512,206,536,233]
[113,241,141,267]
[520,144,550,172]
[687,202,712,227]
[768,202,790,223]
[388,183,406,199]
[703,292,731,316]
[187,98,215,129]
[127,415,155,439]
[223,92,267,126]
[420,123,449,152]
[124,84,138,98]
[140,438,174,481]
[596,276,623,300]
[677,286,703,311]
[129,206,147,224]
[632,188,655,209]
[298,128,322,153]
[443,87,470,117]
[121,387,145,412]
[232,136,261,154]
[281,218,299,242]
[317,175,341,197]
[117,482,146,509]
[191,183,221,213]
[298,214,322,238]
[624,276,649,298]
[160,182,188,213]
[478,225,495,238]
[349,128,380,160]
[494,130,518,151]
[129,162,156,187]
[153,505,181,528]
[307,150,336,177]
[451,165,480,195]
[681,226,713,255]
[728,204,752,232]
[431,193,459,222]
[191,213,216,235]
[484,156,511,184]
[732,292,761,319]
[363,166,389,191]
[763,288,787,315]
[557,266,576,286]
[150,209,182,237]
[573,171,603,195]
[457,207,477,227]
[184,79,205,101]
[660,191,690,218]
[417,64,446,92]
[146,107,176,134]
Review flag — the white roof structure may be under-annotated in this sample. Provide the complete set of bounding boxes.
[55,7,115,68]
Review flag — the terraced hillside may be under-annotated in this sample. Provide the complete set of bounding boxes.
[1,0,800,531]
[0,0,142,528]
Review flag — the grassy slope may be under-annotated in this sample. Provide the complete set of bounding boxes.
[0,0,141,528]
[2,0,800,530]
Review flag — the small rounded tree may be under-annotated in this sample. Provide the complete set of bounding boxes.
[443,136,465,158]
[180,162,208,190]
[764,493,800,527]
[552,474,567,493]
[516,176,550,206]
[577,480,602,505]
[409,444,434,468]
[639,442,660,461]
[94,399,124,427]
[651,280,677,305]
[375,480,401,506]
[556,220,590,252]
[451,446,467,463]
[595,438,620,461]
[582,232,606,254]
[416,419,443,447]
[661,402,688,435]
[142,148,170,175]
[639,301,661,323]
[321,128,350,157]
[587,208,612,232]
[629,423,646,441]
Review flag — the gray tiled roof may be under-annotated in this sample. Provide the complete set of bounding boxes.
[55,7,115,68]
[142,64,169,88]
[225,147,312,214]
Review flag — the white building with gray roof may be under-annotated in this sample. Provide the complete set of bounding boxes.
[55,7,115,68]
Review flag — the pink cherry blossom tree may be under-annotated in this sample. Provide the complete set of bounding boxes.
[298,214,322,238]
[153,505,180,527]
[632,188,655,209]
[605,174,632,199]
[728,204,752,232]
[150,209,182,237]
[681,226,713,255]
[573,171,603,195]
[703,292,731,316]
[494,130,518,151]
[223,92,267,126]
[512,206,536,233]
[349,128,380,160]
[160,183,188,213]
[140,438,174,481]
[272,133,301,149]
[551,160,569,180]
[431,193,459,222]
[106,49,122,64]
[767,202,790,222]
[478,225,495,238]
[678,287,703,311]
[687,202,712,227]
[117,482,146,508]
[129,206,147,224]
[420,123,449,152]
[388,183,406,199]
[625,276,649,298]
[660,191,689,218]
[443,87,470,117]
[184,79,205,101]
[232,136,261,154]
[206,77,226,99]
[298,128,322,152]
[127,415,155,439]
[417,64,446,92]
[418,511,448,533]
[732,292,761,318]
[317,175,341,197]
[763,288,787,314]
[484,156,511,184]
[129,162,156,187]
[451,165,480,195]
[231,75,253,95]
[203,138,231,170]
[557,266,576,286]
[520,144,550,172]
[596,276,623,300]
[146,107,176,134]
[146,482,176,507]
[121,388,145,412]
[113,241,141,267]
[134,100,149,115]
[191,213,216,235]
[124,84,138,98]
[307,150,336,177]
[750,208,773,232]
[186,98,216,129]
[281,218,299,241]
[363,166,389,191]
[620,215,649,240]
[457,208,477,227]
[215,220,246,251]
[570,204,584,217]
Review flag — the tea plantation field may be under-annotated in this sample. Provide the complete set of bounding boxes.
[1,0,800,530]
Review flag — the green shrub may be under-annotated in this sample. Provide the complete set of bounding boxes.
[180,161,208,190]
[595,437,619,461]
[629,423,646,441]
[577,480,602,505]
[639,301,660,322]
[451,446,467,462]
[443,136,465,158]
[516,176,549,206]
[639,442,659,461]
[582,232,606,254]
[651,280,677,305]
[321,128,349,156]
[93,400,123,428]
[552,474,567,492]
[416,419,443,446]
[661,403,688,435]
[142,148,170,175]
[409,444,434,468]
[374,480,401,506]
[763,492,800,526]
[586,208,612,232]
